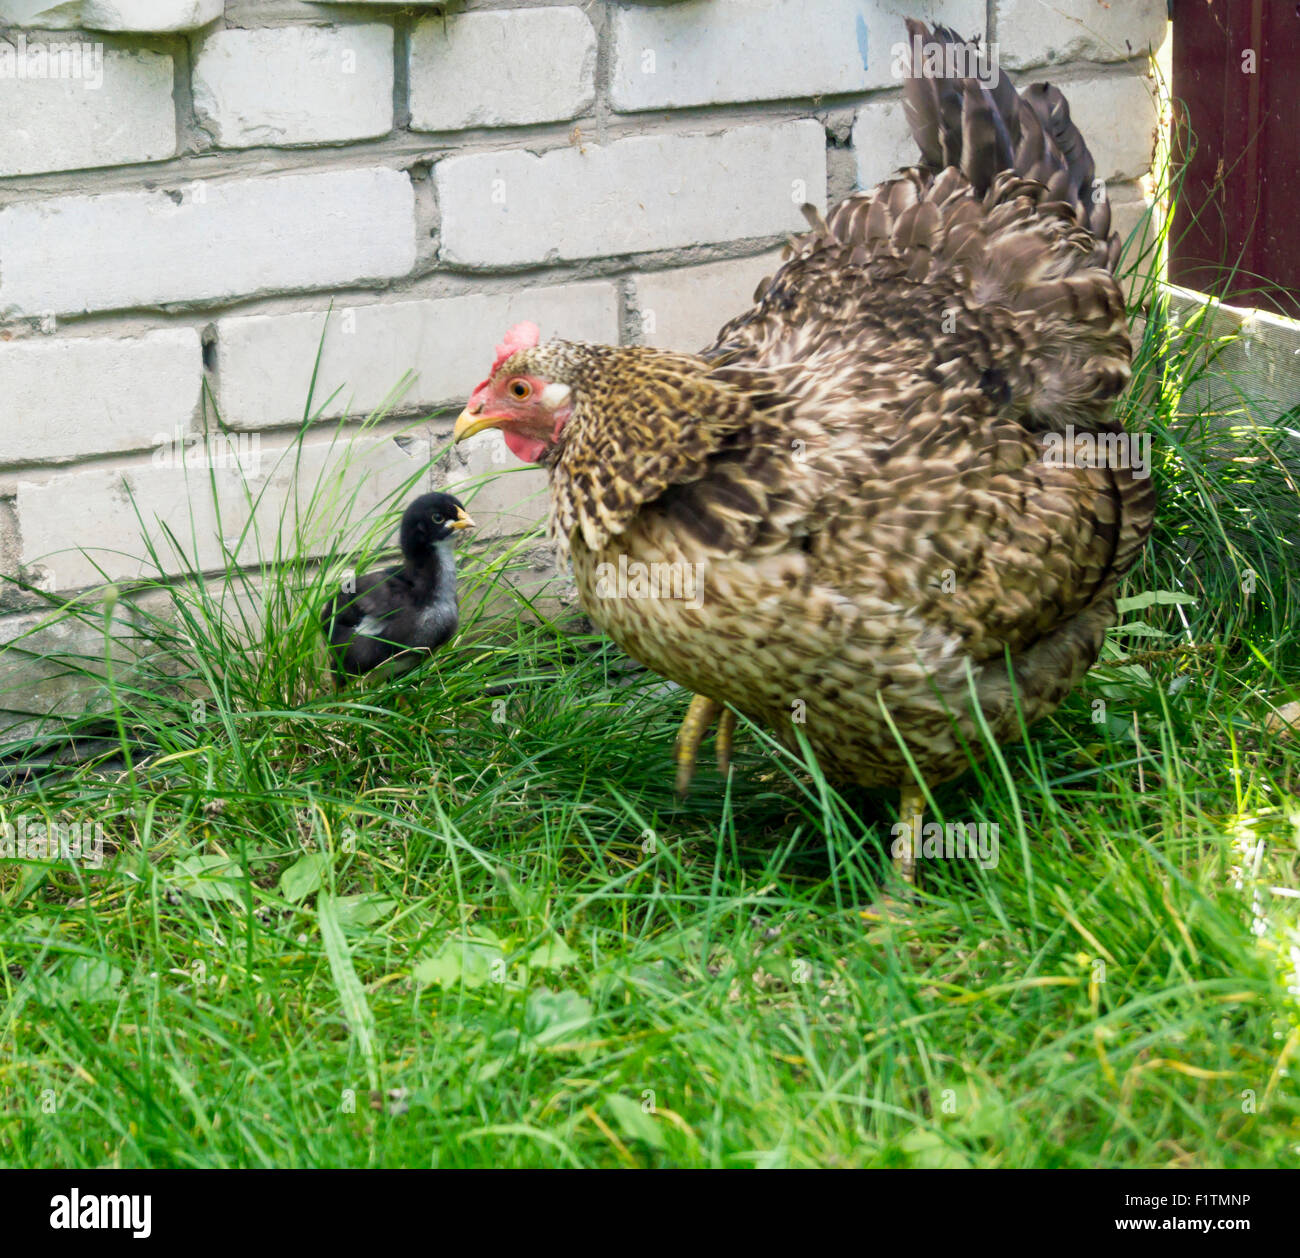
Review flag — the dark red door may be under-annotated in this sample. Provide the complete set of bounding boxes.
[1170,0,1300,317]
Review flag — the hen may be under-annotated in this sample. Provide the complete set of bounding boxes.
[454,21,1155,882]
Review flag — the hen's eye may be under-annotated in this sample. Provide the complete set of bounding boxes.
[509,379,532,400]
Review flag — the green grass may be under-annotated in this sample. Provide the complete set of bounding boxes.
[2,159,1300,1168]
[2,598,1297,1169]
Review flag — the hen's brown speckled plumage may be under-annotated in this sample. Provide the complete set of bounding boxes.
[458,21,1155,803]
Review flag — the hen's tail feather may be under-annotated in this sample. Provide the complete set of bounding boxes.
[901,20,1119,273]
[961,79,1016,194]
[709,21,1133,438]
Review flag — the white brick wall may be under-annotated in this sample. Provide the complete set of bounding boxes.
[213,282,621,430]
[0,47,175,177]
[1053,73,1158,183]
[995,0,1168,70]
[0,0,1166,723]
[409,8,596,132]
[437,121,826,268]
[0,604,137,732]
[16,432,432,587]
[0,329,202,466]
[608,0,982,106]
[610,0,873,111]
[192,25,394,148]
[634,251,785,352]
[852,69,1157,192]
[856,0,985,90]
[0,168,416,316]
[447,440,550,542]
[610,0,994,107]
[0,0,222,30]
[851,96,915,192]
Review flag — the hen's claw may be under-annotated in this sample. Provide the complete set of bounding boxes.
[674,695,736,797]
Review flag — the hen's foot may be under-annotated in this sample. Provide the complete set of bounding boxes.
[860,896,913,924]
[673,696,736,797]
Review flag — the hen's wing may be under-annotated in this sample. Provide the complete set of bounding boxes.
[661,20,1152,667]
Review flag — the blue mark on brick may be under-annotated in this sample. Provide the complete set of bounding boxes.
[855,13,870,73]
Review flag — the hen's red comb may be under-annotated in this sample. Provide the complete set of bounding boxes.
[467,321,542,410]
[490,321,540,375]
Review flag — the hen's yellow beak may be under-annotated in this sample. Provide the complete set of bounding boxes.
[453,408,497,443]
[450,505,475,531]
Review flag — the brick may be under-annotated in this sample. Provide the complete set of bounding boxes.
[409,7,595,132]
[0,329,202,467]
[0,45,174,176]
[611,0,875,111]
[242,0,441,12]
[995,0,1168,71]
[214,281,620,431]
[0,0,223,31]
[613,0,984,106]
[192,24,393,148]
[16,432,432,588]
[0,167,415,317]
[0,499,22,610]
[1057,73,1158,182]
[1110,184,1158,306]
[852,74,1154,191]
[855,0,984,92]
[444,438,550,541]
[851,96,918,191]
[633,251,785,352]
[0,603,137,739]
[436,121,827,269]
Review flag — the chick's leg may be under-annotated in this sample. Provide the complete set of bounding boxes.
[675,695,737,797]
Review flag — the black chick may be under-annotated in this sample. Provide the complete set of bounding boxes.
[322,492,474,682]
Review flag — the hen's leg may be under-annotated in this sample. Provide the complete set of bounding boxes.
[674,695,718,796]
[862,786,925,923]
[894,785,924,886]
[675,695,736,797]
[715,708,736,776]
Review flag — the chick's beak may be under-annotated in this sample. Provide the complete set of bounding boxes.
[453,407,497,443]
[450,505,475,531]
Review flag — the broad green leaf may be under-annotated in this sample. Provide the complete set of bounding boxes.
[318,893,379,1091]
[413,934,504,989]
[1105,714,1137,740]
[529,936,579,970]
[940,1083,1009,1141]
[605,1092,666,1151]
[170,854,244,903]
[278,851,330,904]
[334,894,396,931]
[1115,590,1197,613]
[524,988,592,1045]
[49,957,124,1006]
[899,1128,972,1169]
[1108,622,1171,639]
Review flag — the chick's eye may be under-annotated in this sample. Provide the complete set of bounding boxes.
[431,514,444,525]
[508,379,532,400]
